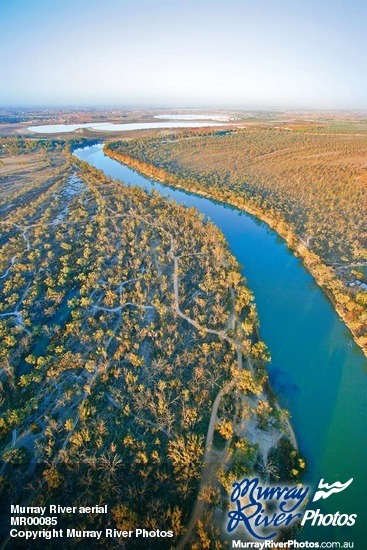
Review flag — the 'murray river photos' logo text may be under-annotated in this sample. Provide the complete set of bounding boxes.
[227,477,356,540]
[227,477,309,540]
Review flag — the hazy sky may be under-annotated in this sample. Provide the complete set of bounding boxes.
[1,0,366,108]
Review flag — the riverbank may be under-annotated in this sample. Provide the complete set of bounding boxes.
[103,146,367,359]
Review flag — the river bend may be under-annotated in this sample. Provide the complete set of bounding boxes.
[74,144,367,544]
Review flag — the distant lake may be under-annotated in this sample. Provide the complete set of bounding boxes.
[28,121,228,134]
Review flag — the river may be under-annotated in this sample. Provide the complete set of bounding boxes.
[74,144,367,546]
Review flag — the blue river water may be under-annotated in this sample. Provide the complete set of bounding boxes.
[75,144,367,546]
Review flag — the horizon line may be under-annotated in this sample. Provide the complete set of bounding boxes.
[1,104,367,114]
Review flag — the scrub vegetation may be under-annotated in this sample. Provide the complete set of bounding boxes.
[0,138,298,548]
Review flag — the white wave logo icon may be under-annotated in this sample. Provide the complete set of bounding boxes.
[312,478,353,502]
